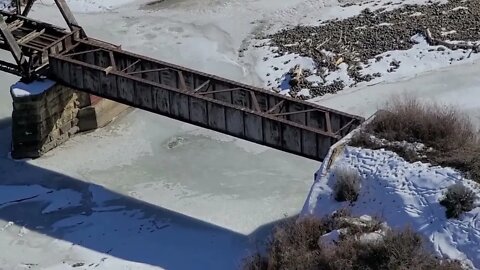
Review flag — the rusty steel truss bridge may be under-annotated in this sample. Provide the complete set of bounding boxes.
[0,0,364,161]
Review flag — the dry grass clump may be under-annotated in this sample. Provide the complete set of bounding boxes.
[333,166,362,202]
[440,184,477,219]
[258,217,327,270]
[434,146,480,185]
[328,228,464,270]
[351,96,480,183]
[244,215,463,270]
[369,97,476,151]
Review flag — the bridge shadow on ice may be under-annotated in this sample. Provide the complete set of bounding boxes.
[0,121,290,270]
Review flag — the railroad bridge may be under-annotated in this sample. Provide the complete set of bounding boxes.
[1,0,364,161]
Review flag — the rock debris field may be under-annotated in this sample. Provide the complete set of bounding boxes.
[263,0,480,98]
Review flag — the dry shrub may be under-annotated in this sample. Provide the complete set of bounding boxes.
[265,216,332,270]
[440,184,477,219]
[244,216,463,270]
[328,228,463,270]
[243,254,267,270]
[349,131,378,149]
[333,166,361,202]
[355,96,480,183]
[244,211,351,270]
[435,147,480,185]
[368,96,476,151]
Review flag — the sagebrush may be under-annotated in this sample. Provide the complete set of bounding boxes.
[333,166,361,202]
[244,215,463,270]
[440,184,477,218]
[367,96,476,151]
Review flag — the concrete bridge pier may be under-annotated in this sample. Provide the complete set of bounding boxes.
[10,79,129,159]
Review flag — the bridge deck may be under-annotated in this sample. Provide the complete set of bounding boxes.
[49,40,363,161]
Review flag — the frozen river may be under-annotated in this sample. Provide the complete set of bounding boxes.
[0,1,320,269]
[1,0,480,269]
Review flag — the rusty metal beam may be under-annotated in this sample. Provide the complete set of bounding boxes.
[17,28,44,44]
[0,14,27,75]
[22,0,35,16]
[64,48,101,57]
[267,100,285,114]
[121,59,140,73]
[0,3,84,78]
[126,67,168,75]
[47,38,364,160]
[0,4,364,160]
[198,87,242,95]
[54,0,79,31]
[193,80,210,92]
[335,119,356,136]
[7,20,23,31]
[109,51,116,70]
[177,70,187,91]
[273,109,317,117]
[0,59,21,75]
[0,10,67,32]
[15,0,21,15]
[325,111,332,133]
[250,91,261,112]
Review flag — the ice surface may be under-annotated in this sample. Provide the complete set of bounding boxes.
[40,0,135,13]
[312,59,480,129]
[0,78,317,270]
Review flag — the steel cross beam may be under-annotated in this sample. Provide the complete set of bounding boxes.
[54,0,79,31]
[0,13,28,75]
[21,0,34,16]
[0,0,86,79]
[18,0,80,31]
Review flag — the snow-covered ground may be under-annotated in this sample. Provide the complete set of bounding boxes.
[0,0,480,269]
[303,146,480,268]
[254,34,480,98]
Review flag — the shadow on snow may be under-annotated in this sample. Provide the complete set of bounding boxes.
[0,123,289,270]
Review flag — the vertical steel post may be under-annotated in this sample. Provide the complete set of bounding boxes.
[54,0,79,31]
[22,0,35,16]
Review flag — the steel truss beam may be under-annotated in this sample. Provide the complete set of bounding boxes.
[0,1,86,79]
[0,14,28,76]
[49,40,364,160]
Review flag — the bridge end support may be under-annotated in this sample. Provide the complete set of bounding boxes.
[77,95,130,132]
[10,80,129,159]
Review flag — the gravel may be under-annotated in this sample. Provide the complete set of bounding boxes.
[265,0,480,98]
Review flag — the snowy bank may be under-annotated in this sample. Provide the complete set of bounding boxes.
[303,146,480,269]
[254,34,480,97]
